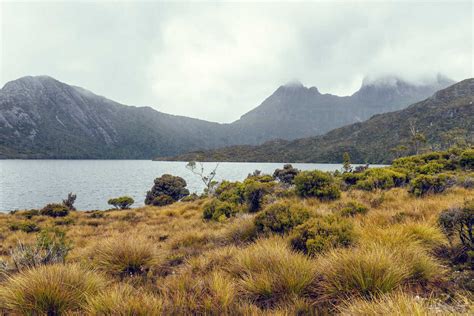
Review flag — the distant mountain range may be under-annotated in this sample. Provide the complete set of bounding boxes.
[165,79,474,164]
[0,74,456,159]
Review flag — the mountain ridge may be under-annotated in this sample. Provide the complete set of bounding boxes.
[164,78,474,164]
[0,74,456,159]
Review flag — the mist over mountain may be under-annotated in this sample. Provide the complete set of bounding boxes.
[228,75,454,143]
[167,79,474,164]
[0,75,456,159]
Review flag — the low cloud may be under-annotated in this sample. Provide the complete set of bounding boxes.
[1,1,472,122]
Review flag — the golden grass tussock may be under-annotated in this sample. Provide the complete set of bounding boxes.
[338,292,432,316]
[85,283,163,315]
[316,246,410,300]
[0,263,106,315]
[228,237,317,307]
[88,234,160,278]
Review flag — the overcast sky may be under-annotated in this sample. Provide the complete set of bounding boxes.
[1,1,472,122]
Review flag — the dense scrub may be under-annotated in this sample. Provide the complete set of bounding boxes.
[0,149,473,314]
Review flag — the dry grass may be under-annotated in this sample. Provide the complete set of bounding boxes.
[0,185,472,314]
[0,263,106,315]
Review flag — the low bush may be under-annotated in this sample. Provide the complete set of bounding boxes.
[438,199,473,253]
[291,215,354,255]
[40,203,70,217]
[460,148,474,170]
[151,194,175,206]
[10,228,70,270]
[107,196,134,209]
[145,174,190,205]
[86,284,163,315]
[354,168,406,191]
[273,164,300,185]
[316,247,409,299]
[181,193,199,202]
[0,263,106,315]
[203,199,238,221]
[408,173,454,197]
[215,181,245,204]
[90,235,158,278]
[254,202,310,235]
[9,221,40,233]
[338,201,369,217]
[243,179,273,212]
[294,170,341,201]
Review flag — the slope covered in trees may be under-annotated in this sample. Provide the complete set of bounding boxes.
[165,79,474,163]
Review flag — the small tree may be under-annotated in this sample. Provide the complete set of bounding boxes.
[342,152,352,173]
[273,164,300,185]
[408,119,427,155]
[186,161,219,194]
[145,174,190,206]
[108,196,134,210]
[62,192,76,210]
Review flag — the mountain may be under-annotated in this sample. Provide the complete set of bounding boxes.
[227,75,454,144]
[0,75,455,159]
[164,79,474,164]
[0,76,231,159]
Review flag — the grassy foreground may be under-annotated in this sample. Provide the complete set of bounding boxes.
[0,150,473,315]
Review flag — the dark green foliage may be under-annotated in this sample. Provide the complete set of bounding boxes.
[353,168,407,191]
[152,195,175,207]
[21,209,40,219]
[9,221,40,233]
[294,170,341,201]
[181,193,200,202]
[215,181,245,205]
[107,196,134,209]
[145,174,190,206]
[273,164,300,185]
[243,179,273,212]
[408,174,454,197]
[338,201,369,217]
[291,215,354,255]
[254,202,310,235]
[39,203,70,217]
[202,199,238,221]
[460,149,474,170]
[342,152,352,172]
[438,200,473,252]
[342,172,363,186]
[62,192,76,210]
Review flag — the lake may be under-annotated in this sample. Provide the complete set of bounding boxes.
[0,160,373,212]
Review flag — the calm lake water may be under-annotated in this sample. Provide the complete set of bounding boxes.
[0,160,372,212]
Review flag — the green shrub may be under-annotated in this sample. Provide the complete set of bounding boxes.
[354,168,406,191]
[291,215,354,255]
[21,209,40,219]
[254,202,310,235]
[294,170,341,201]
[107,196,134,209]
[273,164,300,185]
[152,194,174,206]
[243,179,272,212]
[417,161,445,175]
[39,203,69,217]
[438,199,473,252]
[9,221,40,233]
[203,199,238,221]
[10,228,71,270]
[181,193,200,202]
[339,201,369,217]
[215,181,245,205]
[145,174,190,205]
[342,172,363,186]
[408,173,454,197]
[460,149,474,170]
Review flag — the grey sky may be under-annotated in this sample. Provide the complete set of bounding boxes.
[1,1,472,123]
